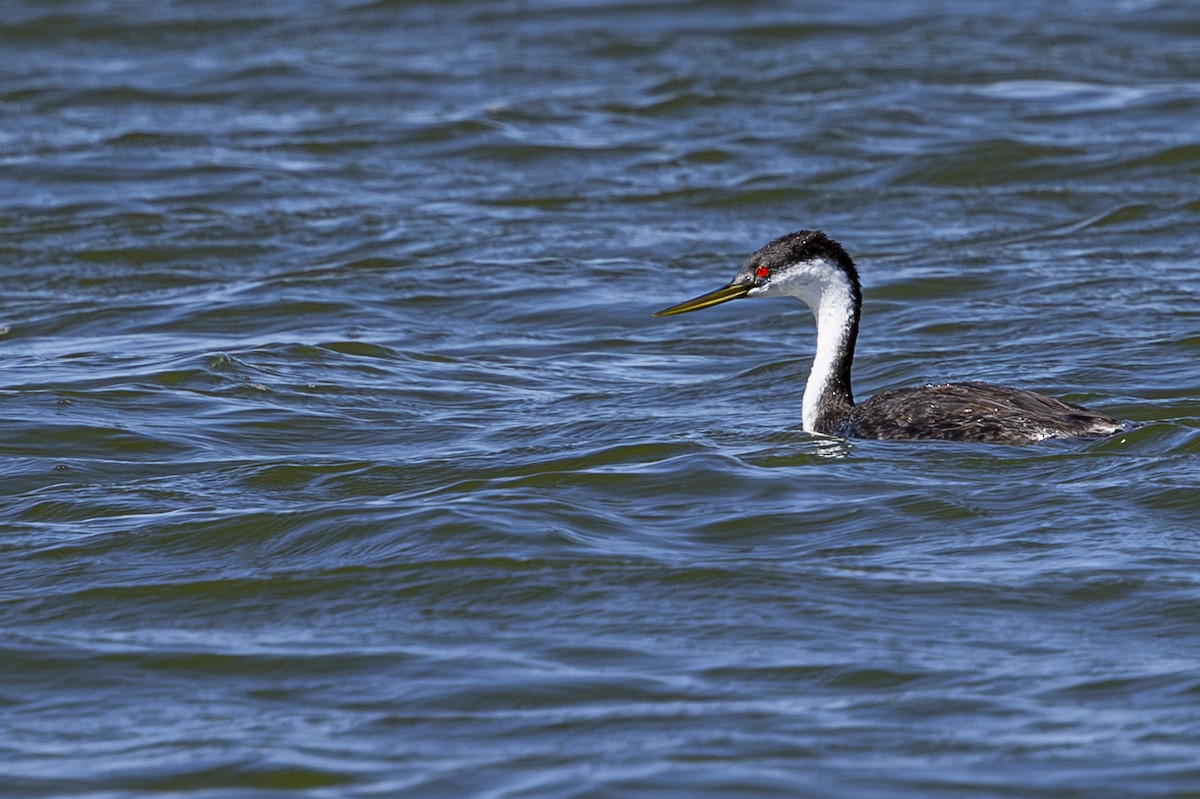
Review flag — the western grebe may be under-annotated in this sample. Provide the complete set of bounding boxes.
[654,230,1126,445]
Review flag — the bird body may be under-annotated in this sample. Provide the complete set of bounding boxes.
[844,381,1122,442]
[655,230,1126,445]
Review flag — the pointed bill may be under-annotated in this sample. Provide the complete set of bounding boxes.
[653,282,754,316]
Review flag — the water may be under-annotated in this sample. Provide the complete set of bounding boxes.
[3,1,1200,796]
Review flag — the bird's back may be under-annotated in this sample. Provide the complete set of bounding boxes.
[844,381,1125,444]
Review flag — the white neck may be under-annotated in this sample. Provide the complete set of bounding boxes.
[752,256,859,434]
[802,289,857,433]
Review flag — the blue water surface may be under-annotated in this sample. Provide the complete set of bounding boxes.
[2,1,1200,797]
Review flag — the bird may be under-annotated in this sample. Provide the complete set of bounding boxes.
[654,230,1127,445]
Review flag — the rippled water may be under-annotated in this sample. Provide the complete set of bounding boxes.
[3,1,1200,796]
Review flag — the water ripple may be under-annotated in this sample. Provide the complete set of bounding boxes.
[3,1,1200,797]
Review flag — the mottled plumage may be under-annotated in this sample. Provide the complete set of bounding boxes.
[845,381,1123,442]
[655,230,1127,446]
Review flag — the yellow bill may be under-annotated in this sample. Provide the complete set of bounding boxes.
[653,282,754,316]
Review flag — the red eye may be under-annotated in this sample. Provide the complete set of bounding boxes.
[755,265,769,279]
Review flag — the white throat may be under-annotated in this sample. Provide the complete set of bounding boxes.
[751,258,858,433]
[802,289,856,432]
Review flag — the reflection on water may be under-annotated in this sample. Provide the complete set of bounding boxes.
[2,1,1199,797]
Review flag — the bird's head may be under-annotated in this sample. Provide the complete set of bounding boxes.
[654,229,859,317]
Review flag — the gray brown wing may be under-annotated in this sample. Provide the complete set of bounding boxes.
[845,381,1125,444]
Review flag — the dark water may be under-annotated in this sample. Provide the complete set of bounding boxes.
[3,1,1200,796]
